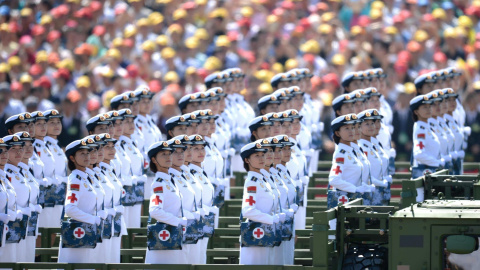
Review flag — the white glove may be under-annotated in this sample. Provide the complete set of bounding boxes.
[35,204,43,214]
[440,158,446,167]
[210,206,219,215]
[272,214,280,224]
[368,184,376,192]
[16,210,23,220]
[444,155,452,163]
[464,126,471,136]
[115,205,125,214]
[355,186,368,193]
[277,213,286,223]
[389,148,396,158]
[95,216,101,225]
[0,213,9,223]
[459,150,465,159]
[285,209,295,218]
[97,210,107,220]
[193,211,201,221]
[301,176,309,185]
[107,208,116,216]
[380,180,389,188]
[178,217,188,227]
[290,203,299,212]
[386,175,393,184]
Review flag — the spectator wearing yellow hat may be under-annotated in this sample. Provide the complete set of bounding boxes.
[442,28,466,61]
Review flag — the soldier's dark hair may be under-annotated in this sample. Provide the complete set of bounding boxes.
[67,158,76,171]
[333,133,341,144]
[250,134,256,142]
[243,158,250,171]
[412,111,419,122]
[150,160,158,173]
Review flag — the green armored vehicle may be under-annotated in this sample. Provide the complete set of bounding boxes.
[313,170,480,270]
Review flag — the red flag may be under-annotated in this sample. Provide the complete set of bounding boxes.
[417,133,425,139]
[154,187,163,193]
[336,157,344,164]
[247,186,256,193]
[70,184,80,191]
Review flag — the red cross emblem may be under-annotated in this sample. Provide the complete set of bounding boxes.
[73,227,85,239]
[416,141,425,150]
[253,227,264,239]
[67,193,78,203]
[158,230,170,241]
[151,195,162,206]
[245,195,256,206]
[332,166,342,175]
[338,195,349,205]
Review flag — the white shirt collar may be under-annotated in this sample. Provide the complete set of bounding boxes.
[73,169,88,180]
[119,135,132,143]
[180,164,190,173]
[248,170,264,180]
[44,136,58,145]
[168,168,182,177]
[260,168,270,179]
[99,162,112,171]
[155,171,170,180]
[189,163,203,173]
[18,162,29,171]
[5,164,20,173]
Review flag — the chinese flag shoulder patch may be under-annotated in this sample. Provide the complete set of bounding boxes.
[247,186,256,193]
[336,157,344,164]
[417,133,425,139]
[70,184,80,191]
[154,186,163,193]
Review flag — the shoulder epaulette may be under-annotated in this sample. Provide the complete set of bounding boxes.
[137,119,143,123]
[429,122,434,127]
[340,149,346,154]
[251,176,258,182]
[155,177,164,182]
[190,169,197,175]
[420,126,425,130]
[35,143,41,147]
[76,174,82,180]
[6,168,13,174]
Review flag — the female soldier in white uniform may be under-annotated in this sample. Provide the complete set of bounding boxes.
[58,140,104,263]
[167,138,201,263]
[144,141,187,264]
[3,135,29,262]
[117,108,146,229]
[410,95,442,202]
[357,110,389,206]
[43,109,69,228]
[189,134,217,264]
[257,138,286,264]
[15,132,42,262]
[110,110,136,228]
[0,137,16,263]
[328,115,373,227]
[31,111,61,228]
[283,109,309,230]
[133,87,158,200]
[443,88,465,175]
[174,134,206,264]
[426,91,450,171]
[273,135,298,264]
[97,133,126,263]
[239,142,279,265]
[82,136,108,263]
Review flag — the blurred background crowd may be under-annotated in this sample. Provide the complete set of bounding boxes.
[0,0,479,161]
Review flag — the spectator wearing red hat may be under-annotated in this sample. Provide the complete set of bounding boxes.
[31,80,55,112]
[53,68,74,100]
